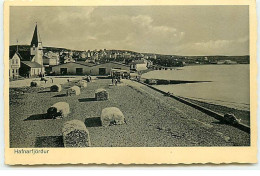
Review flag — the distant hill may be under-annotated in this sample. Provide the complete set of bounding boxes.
[10,45,84,53]
[9,45,249,65]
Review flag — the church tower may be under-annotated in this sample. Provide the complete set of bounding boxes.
[30,24,43,66]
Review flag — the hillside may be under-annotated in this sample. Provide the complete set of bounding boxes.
[9,45,250,65]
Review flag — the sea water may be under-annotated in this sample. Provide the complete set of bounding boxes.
[142,64,250,111]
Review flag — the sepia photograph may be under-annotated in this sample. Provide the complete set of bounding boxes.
[4,0,257,165]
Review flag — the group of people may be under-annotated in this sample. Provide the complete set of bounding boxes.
[85,75,92,82]
[111,76,121,86]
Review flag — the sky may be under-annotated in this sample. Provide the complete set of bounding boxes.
[10,6,249,56]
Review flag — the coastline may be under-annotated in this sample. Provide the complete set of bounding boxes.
[180,97,250,126]
[9,78,250,147]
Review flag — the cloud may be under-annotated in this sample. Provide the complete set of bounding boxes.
[176,36,249,56]
[10,6,249,55]
[84,14,185,53]
[55,7,95,22]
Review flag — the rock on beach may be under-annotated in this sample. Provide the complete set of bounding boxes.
[76,80,87,88]
[47,102,70,119]
[100,107,125,127]
[50,84,62,92]
[30,81,41,87]
[95,88,108,101]
[62,120,91,147]
[67,86,81,96]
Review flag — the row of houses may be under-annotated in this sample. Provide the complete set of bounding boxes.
[9,24,153,79]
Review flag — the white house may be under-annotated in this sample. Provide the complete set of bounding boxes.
[130,60,148,71]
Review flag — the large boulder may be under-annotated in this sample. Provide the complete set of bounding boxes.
[144,79,157,85]
[30,81,41,87]
[100,107,125,127]
[95,88,108,101]
[47,102,70,119]
[76,80,87,88]
[67,86,80,96]
[50,84,62,92]
[62,120,91,147]
[223,113,240,125]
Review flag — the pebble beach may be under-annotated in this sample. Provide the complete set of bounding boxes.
[9,78,250,148]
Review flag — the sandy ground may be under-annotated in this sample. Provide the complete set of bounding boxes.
[9,76,86,88]
[9,78,250,148]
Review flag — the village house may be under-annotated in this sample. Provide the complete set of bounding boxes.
[130,59,148,71]
[51,61,130,76]
[20,61,43,78]
[80,51,87,59]
[150,54,157,59]
[9,51,21,79]
[64,56,76,63]
[43,51,59,66]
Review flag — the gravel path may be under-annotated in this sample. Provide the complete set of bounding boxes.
[9,79,250,148]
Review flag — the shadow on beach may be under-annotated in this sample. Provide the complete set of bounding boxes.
[24,113,51,121]
[38,90,51,93]
[84,117,102,127]
[78,98,96,102]
[53,94,67,97]
[35,136,64,147]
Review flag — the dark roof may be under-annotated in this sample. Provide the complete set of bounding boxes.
[9,50,30,61]
[31,24,40,47]
[21,61,42,68]
[9,50,17,59]
[17,51,32,61]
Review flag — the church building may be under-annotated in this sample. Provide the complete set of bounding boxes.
[19,24,45,77]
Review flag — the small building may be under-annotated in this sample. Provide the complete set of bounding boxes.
[130,60,147,71]
[43,51,59,66]
[20,61,44,77]
[43,55,59,66]
[146,60,153,68]
[64,56,76,63]
[9,51,21,79]
[51,61,130,76]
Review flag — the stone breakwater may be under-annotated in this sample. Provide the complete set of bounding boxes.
[9,79,250,147]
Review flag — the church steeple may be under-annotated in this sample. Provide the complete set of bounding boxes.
[31,23,40,47]
[30,23,43,66]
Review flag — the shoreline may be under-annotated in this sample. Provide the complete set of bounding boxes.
[180,97,250,126]
[9,78,250,147]
[132,79,250,127]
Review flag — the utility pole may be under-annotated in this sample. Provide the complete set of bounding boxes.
[16,39,18,52]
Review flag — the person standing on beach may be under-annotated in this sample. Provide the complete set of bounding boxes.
[115,79,118,86]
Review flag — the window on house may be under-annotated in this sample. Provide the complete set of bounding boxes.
[60,68,67,75]
[16,59,18,64]
[76,68,83,75]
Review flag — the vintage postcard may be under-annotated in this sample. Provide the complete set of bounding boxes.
[4,0,257,165]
